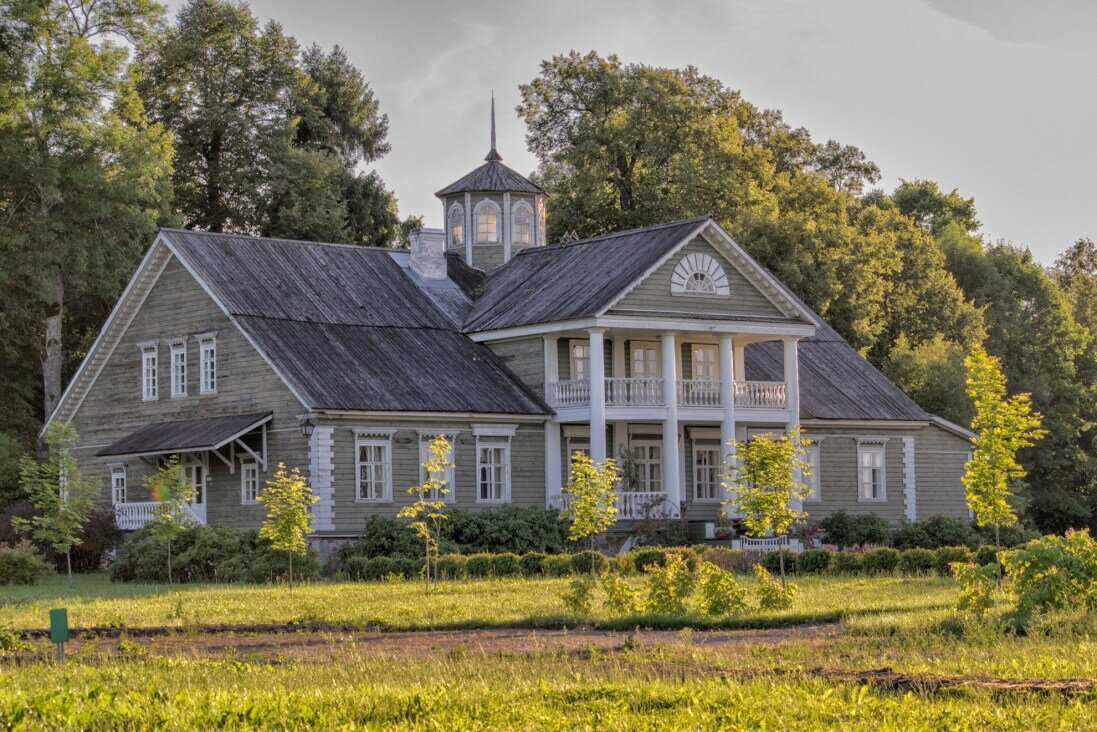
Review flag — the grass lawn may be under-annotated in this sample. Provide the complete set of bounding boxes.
[3,573,1096,729]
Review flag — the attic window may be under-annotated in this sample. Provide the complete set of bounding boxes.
[670,253,730,297]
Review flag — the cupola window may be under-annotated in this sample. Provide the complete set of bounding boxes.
[475,201,500,244]
[448,204,464,247]
[512,201,533,245]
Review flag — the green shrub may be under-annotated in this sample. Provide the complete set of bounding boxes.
[390,557,422,579]
[491,552,521,577]
[861,547,900,575]
[920,515,979,549]
[347,556,391,581]
[797,548,832,575]
[600,570,640,615]
[1001,530,1097,614]
[973,545,999,566]
[570,550,607,575]
[934,546,973,576]
[631,547,666,573]
[762,549,798,576]
[339,516,427,562]
[974,522,1039,548]
[443,507,570,555]
[890,520,934,551]
[754,565,796,610]
[819,511,891,548]
[952,561,998,616]
[645,552,694,615]
[898,548,936,575]
[519,552,546,577]
[695,561,747,616]
[829,551,863,575]
[0,541,54,585]
[435,554,467,580]
[561,575,595,614]
[464,553,495,578]
[542,554,575,577]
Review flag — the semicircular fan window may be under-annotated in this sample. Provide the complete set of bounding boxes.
[670,252,730,297]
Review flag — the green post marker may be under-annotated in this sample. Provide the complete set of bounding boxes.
[49,608,68,662]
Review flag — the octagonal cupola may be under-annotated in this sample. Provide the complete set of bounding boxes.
[434,96,547,270]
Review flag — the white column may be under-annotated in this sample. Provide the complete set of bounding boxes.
[589,329,607,463]
[545,421,562,505]
[503,191,512,262]
[719,334,736,460]
[783,337,801,430]
[611,336,626,378]
[544,335,558,405]
[733,342,746,381]
[464,192,473,265]
[661,331,681,509]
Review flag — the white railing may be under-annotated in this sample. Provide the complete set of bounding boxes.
[677,380,721,407]
[734,380,787,408]
[616,491,679,520]
[551,379,590,407]
[737,536,803,553]
[606,377,663,406]
[114,501,160,531]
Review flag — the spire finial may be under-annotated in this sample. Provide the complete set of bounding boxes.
[485,92,502,161]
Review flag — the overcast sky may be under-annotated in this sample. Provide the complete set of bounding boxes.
[168,0,1097,263]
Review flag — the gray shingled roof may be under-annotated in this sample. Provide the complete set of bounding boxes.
[160,230,550,416]
[98,412,272,457]
[434,160,544,197]
[464,218,711,332]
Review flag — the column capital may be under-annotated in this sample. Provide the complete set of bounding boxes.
[586,327,606,336]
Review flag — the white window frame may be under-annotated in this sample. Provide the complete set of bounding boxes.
[109,464,127,504]
[418,432,457,503]
[564,437,590,481]
[569,340,591,381]
[448,203,465,247]
[355,430,394,503]
[632,439,663,493]
[140,342,158,401]
[670,252,731,298]
[511,200,534,245]
[630,341,660,379]
[240,462,260,504]
[803,443,822,502]
[691,344,718,381]
[692,445,721,502]
[197,333,216,394]
[857,440,887,501]
[474,200,500,244]
[476,440,511,503]
[169,339,187,397]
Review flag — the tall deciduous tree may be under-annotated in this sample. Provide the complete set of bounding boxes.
[0,0,173,433]
[257,463,317,589]
[14,422,97,582]
[721,429,811,586]
[963,346,1046,581]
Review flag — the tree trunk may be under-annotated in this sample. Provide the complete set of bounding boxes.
[66,548,72,585]
[41,275,64,450]
[167,538,173,585]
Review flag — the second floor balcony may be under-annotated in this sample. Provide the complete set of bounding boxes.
[549,377,788,410]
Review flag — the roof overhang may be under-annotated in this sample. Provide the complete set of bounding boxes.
[97,412,273,459]
[466,316,816,343]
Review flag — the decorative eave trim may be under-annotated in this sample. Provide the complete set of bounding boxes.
[472,423,518,438]
[466,316,815,343]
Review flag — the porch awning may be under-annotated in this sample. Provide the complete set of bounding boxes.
[97,412,273,458]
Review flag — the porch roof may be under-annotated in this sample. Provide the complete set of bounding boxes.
[97,412,272,458]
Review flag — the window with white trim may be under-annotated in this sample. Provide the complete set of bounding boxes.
[803,444,821,501]
[634,440,663,492]
[475,201,500,244]
[448,203,464,247]
[110,465,127,504]
[691,345,717,381]
[670,252,731,297]
[858,442,886,500]
[419,434,456,502]
[141,343,158,400]
[512,200,533,244]
[198,335,216,394]
[693,446,720,501]
[564,438,590,481]
[476,440,511,503]
[630,342,659,379]
[569,341,590,381]
[356,433,393,502]
[170,341,187,397]
[240,462,260,504]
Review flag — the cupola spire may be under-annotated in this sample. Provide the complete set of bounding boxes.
[485,92,502,161]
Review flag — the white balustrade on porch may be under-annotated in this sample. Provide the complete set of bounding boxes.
[114,500,205,530]
[550,378,788,409]
[733,380,787,408]
[615,491,679,520]
[606,377,663,406]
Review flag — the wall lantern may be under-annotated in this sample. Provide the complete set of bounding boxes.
[299,414,316,438]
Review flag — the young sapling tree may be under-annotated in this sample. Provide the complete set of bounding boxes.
[563,451,620,574]
[399,435,452,593]
[257,463,318,589]
[143,455,194,585]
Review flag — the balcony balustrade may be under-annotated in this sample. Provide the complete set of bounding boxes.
[549,378,787,410]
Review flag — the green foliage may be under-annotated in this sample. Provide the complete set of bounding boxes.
[797,548,833,575]
[519,552,546,577]
[435,554,468,581]
[694,546,760,575]
[1001,530,1097,614]
[631,547,668,573]
[723,429,811,544]
[600,570,640,615]
[562,452,620,564]
[829,551,864,575]
[762,549,799,576]
[972,545,999,566]
[339,515,433,562]
[644,551,695,615]
[399,435,452,591]
[753,565,796,610]
[343,556,421,582]
[963,346,1046,540]
[443,507,569,555]
[818,511,891,548]
[0,541,54,585]
[257,463,317,587]
[898,548,937,575]
[464,554,495,579]
[541,554,576,578]
[861,548,901,575]
[934,546,974,577]
[142,456,194,585]
[561,575,596,614]
[491,553,521,577]
[695,561,748,616]
[951,562,998,617]
[14,423,98,580]
[883,335,974,426]
[570,550,607,575]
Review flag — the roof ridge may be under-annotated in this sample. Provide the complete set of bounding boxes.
[233,312,460,333]
[161,228,404,254]
[514,216,711,256]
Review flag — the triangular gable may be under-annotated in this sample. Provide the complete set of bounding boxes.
[599,219,819,325]
[43,234,310,434]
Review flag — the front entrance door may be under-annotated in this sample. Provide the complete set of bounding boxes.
[181,459,207,523]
